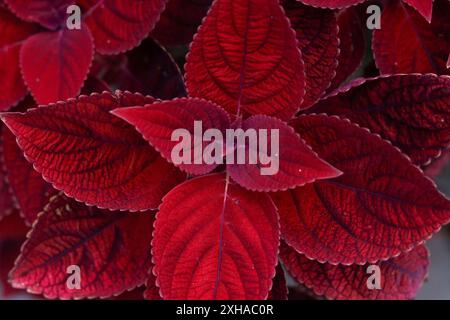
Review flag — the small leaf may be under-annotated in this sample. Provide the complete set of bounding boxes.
[153,173,280,299]
[186,0,305,120]
[281,242,429,300]
[1,91,185,211]
[20,25,94,104]
[10,194,155,299]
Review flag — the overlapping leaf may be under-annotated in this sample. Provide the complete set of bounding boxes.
[1,91,185,211]
[152,173,279,299]
[80,0,167,54]
[273,114,450,265]
[310,74,450,166]
[186,0,305,120]
[268,264,288,300]
[10,195,155,299]
[20,25,93,104]
[281,242,429,300]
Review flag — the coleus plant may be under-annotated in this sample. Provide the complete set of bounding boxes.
[0,0,449,300]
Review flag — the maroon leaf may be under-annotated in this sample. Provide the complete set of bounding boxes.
[152,0,213,46]
[403,0,433,23]
[185,0,305,120]
[80,0,167,54]
[0,91,185,211]
[281,242,429,300]
[144,270,161,300]
[113,98,231,175]
[296,0,365,8]
[373,0,450,74]
[4,0,73,29]
[0,6,38,111]
[152,173,280,299]
[274,114,450,265]
[284,0,339,107]
[268,264,288,300]
[227,115,342,191]
[20,25,94,105]
[10,194,155,299]
[310,74,450,166]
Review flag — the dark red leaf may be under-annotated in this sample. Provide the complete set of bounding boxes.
[79,0,167,54]
[0,210,28,239]
[268,264,288,300]
[0,91,185,211]
[283,0,339,107]
[274,114,450,265]
[0,158,15,222]
[281,242,429,300]
[185,0,305,120]
[0,6,38,111]
[153,173,279,299]
[296,0,365,8]
[144,270,161,300]
[310,74,450,166]
[10,194,155,299]
[328,7,365,91]
[152,0,213,46]
[4,0,73,29]
[403,0,433,23]
[20,25,94,105]
[227,115,342,191]
[372,0,450,74]
[113,98,231,175]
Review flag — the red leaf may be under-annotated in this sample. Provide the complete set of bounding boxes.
[152,0,213,46]
[20,25,94,105]
[329,7,365,91]
[4,0,73,29]
[296,0,365,9]
[144,270,161,300]
[227,115,342,191]
[274,114,450,265]
[373,0,450,74]
[0,6,38,111]
[284,0,339,108]
[153,173,279,299]
[310,74,450,166]
[0,91,185,211]
[0,210,28,239]
[10,194,155,299]
[1,125,57,225]
[185,0,305,120]
[268,264,288,300]
[403,0,433,23]
[280,242,429,300]
[97,38,186,100]
[79,0,167,54]
[113,98,231,175]
[0,156,15,222]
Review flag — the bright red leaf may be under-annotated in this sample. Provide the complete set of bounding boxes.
[20,25,94,105]
[296,0,365,9]
[281,242,429,300]
[152,173,280,299]
[273,114,450,265]
[79,0,167,54]
[310,74,450,166]
[113,98,231,175]
[284,0,339,108]
[227,115,342,191]
[373,0,450,75]
[185,0,305,120]
[0,91,185,211]
[10,194,155,299]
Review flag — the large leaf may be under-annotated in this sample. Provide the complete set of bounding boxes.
[284,0,338,107]
[0,91,185,211]
[10,194,155,299]
[373,0,449,75]
[185,0,305,120]
[152,173,279,299]
[227,115,342,191]
[80,0,167,54]
[4,0,73,29]
[310,74,450,166]
[273,114,450,265]
[0,6,38,110]
[281,242,429,300]
[20,25,93,104]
